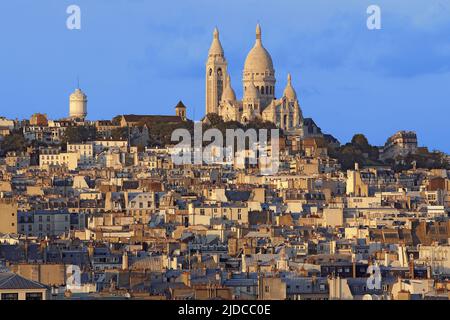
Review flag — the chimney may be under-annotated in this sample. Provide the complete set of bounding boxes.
[426,265,432,279]
[182,271,191,287]
[87,244,94,258]
[352,256,356,278]
[409,254,415,279]
[122,251,129,270]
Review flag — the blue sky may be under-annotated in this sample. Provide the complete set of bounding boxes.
[0,0,449,152]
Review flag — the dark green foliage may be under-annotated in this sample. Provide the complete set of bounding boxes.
[111,127,128,140]
[0,132,26,154]
[328,134,382,170]
[390,151,449,171]
[112,115,122,126]
[62,126,97,144]
[145,120,195,147]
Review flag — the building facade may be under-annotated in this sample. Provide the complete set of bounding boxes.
[205,25,303,133]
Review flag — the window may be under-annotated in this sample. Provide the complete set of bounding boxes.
[1,293,18,300]
[25,292,43,300]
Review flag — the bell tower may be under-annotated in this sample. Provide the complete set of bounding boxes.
[206,28,228,115]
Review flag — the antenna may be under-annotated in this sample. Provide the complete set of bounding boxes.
[77,76,80,89]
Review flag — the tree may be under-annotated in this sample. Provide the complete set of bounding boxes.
[112,115,123,126]
[111,127,128,140]
[0,133,26,154]
[327,133,381,170]
[205,113,223,126]
[62,126,97,144]
[351,134,369,150]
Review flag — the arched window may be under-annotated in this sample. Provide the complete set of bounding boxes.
[261,86,265,94]
[266,86,269,95]
[209,69,213,76]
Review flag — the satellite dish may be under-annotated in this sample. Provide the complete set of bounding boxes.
[363,294,373,300]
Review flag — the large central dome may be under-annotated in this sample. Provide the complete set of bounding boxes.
[244,24,274,73]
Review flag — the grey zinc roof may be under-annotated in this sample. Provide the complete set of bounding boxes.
[0,272,47,290]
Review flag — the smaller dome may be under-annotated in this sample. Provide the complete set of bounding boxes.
[221,74,236,102]
[208,27,224,57]
[70,88,87,101]
[283,74,297,100]
[244,79,260,100]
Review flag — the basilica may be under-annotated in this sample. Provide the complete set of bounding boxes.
[205,24,303,134]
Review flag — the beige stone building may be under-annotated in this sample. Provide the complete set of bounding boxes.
[205,25,303,133]
[39,148,79,171]
[0,198,18,234]
[69,87,88,120]
[0,272,48,300]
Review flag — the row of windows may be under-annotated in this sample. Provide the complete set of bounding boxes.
[41,155,70,161]
[68,145,92,150]
[256,85,273,95]
[244,72,274,77]
[244,85,274,95]
[130,201,153,208]
[1,292,43,300]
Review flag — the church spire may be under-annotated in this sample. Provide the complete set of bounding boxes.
[283,73,297,100]
[256,23,262,43]
[222,73,236,102]
[208,27,224,56]
[206,27,228,115]
[213,27,219,39]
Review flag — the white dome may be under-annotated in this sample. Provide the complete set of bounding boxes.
[283,74,297,100]
[69,88,87,119]
[222,74,236,102]
[244,24,274,73]
[244,79,260,100]
[208,27,224,57]
[70,88,87,101]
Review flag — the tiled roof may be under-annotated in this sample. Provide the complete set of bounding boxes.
[0,272,47,290]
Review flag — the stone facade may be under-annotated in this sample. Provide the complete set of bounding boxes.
[205,25,303,133]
